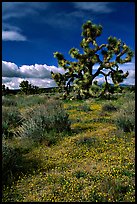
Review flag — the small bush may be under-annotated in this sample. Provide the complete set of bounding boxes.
[2,140,40,187]
[17,95,48,108]
[76,136,99,148]
[73,170,87,179]
[2,96,17,107]
[2,106,22,139]
[2,141,22,186]
[102,103,117,112]
[16,99,71,143]
[77,104,91,112]
[115,101,135,132]
[123,91,135,101]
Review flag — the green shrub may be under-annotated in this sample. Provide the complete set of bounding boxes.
[2,140,40,187]
[123,91,135,100]
[73,170,87,179]
[16,99,71,143]
[76,136,99,148]
[17,94,49,108]
[2,141,22,186]
[2,96,17,106]
[2,106,22,139]
[77,104,91,112]
[102,103,117,112]
[115,100,135,132]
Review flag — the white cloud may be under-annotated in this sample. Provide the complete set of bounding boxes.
[2,61,65,78]
[2,77,57,90]
[2,61,20,77]
[19,64,65,78]
[2,61,65,89]
[73,2,113,13]
[2,77,13,83]
[2,30,27,41]
[2,77,23,90]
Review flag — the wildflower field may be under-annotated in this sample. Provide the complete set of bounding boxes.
[2,90,135,202]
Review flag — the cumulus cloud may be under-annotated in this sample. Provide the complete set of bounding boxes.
[2,77,57,90]
[18,64,65,78]
[2,61,20,77]
[2,61,65,78]
[2,30,27,41]
[2,61,65,89]
[2,77,24,90]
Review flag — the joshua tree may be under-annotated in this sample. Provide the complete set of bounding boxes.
[51,20,134,99]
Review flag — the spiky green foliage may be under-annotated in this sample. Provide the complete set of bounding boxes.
[51,20,134,99]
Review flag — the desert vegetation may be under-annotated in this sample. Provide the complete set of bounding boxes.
[2,88,135,202]
[2,20,135,202]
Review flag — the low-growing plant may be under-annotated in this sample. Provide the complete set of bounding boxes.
[16,99,71,143]
[2,141,22,186]
[16,94,49,108]
[73,170,87,179]
[2,139,41,187]
[2,96,17,106]
[76,136,99,148]
[2,106,22,139]
[115,100,135,132]
[102,103,117,112]
[77,104,91,112]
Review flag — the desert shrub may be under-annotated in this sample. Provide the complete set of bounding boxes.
[115,100,135,132]
[16,99,71,143]
[76,136,99,148]
[2,106,22,139]
[118,91,135,105]
[2,96,17,106]
[102,103,117,112]
[124,92,135,103]
[2,141,22,186]
[2,140,40,187]
[73,170,87,179]
[17,94,49,108]
[77,104,91,112]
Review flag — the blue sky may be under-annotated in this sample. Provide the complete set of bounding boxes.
[2,2,135,89]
